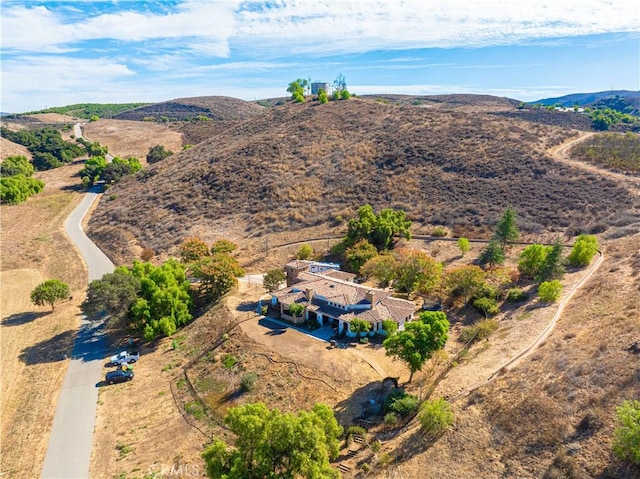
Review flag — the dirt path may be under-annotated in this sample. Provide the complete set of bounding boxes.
[548,131,640,197]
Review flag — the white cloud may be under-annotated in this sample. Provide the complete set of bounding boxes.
[1,1,240,55]
[234,0,640,55]
[1,56,135,112]
[2,0,638,56]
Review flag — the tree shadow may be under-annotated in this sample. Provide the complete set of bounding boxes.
[333,378,396,425]
[19,319,107,364]
[1,311,49,326]
[19,330,76,364]
[236,301,256,312]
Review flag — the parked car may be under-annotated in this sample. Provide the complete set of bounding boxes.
[105,369,134,384]
[109,351,140,365]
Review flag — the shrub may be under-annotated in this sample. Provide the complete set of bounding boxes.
[538,280,563,303]
[472,297,499,317]
[240,372,258,392]
[418,398,454,436]
[567,234,599,266]
[431,226,448,237]
[384,412,398,427]
[613,400,640,465]
[360,337,369,344]
[384,390,419,417]
[345,425,367,446]
[222,353,238,369]
[506,288,528,303]
[0,175,45,204]
[140,248,154,261]
[296,244,313,260]
[459,318,498,343]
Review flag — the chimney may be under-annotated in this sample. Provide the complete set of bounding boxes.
[366,291,376,310]
[305,288,314,301]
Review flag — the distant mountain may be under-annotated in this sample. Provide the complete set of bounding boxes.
[530,90,640,107]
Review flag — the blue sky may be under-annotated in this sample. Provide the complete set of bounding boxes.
[1,0,639,113]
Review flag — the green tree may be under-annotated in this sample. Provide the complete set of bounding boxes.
[518,244,550,280]
[443,265,486,305]
[567,234,599,266]
[393,249,442,296]
[211,239,238,255]
[349,318,371,338]
[382,319,398,336]
[383,310,449,382]
[472,296,499,318]
[317,88,328,104]
[288,303,305,318]
[345,239,378,273]
[83,268,141,322]
[263,268,286,293]
[538,238,565,282]
[457,237,470,257]
[296,244,314,260]
[0,155,34,177]
[191,253,244,301]
[79,156,107,186]
[287,78,308,102]
[146,144,173,164]
[418,398,454,437]
[346,204,411,252]
[127,259,193,340]
[361,254,397,288]
[179,237,210,262]
[478,240,505,268]
[30,279,70,311]
[0,175,44,204]
[493,206,519,249]
[612,400,640,465]
[538,280,563,303]
[202,402,342,479]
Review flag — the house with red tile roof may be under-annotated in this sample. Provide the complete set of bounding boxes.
[271,268,416,337]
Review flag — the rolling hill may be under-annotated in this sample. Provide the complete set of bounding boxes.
[87,95,640,263]
[112,95,266,122]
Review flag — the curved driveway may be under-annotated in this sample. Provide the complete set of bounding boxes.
[41,168,114,475]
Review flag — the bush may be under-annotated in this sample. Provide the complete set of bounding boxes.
[0,175,45,204]
[538,280,563,303]
[359,337,369,344]
[431,226,448,237]
[384,412,398,427]
[506,288,528,303]
[296,244,313,260]
[345,425,367,446]
[383,390,419,417]
[222,353,239,369]
[240,372,258,392]
[613,400,640,465]
[472,296,499,317]
[418,398,454,436]
[567,234,599,266]
[459,318,498,343]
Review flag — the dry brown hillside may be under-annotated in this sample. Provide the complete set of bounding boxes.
[87,97,640,263]
[112,95,266,122]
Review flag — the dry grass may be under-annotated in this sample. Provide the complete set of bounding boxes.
[0,137,31,161]
[0,163,87,479]
[366,233,640,479]
[87,98,639,264]
[81,119,184,163]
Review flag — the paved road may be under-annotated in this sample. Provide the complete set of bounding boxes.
[41,188,114,478]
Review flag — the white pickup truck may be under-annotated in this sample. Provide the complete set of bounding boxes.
[110,351,140,365]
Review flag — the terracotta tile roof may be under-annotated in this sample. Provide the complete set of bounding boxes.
[321,269,357,282]
[272,271,416,324]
